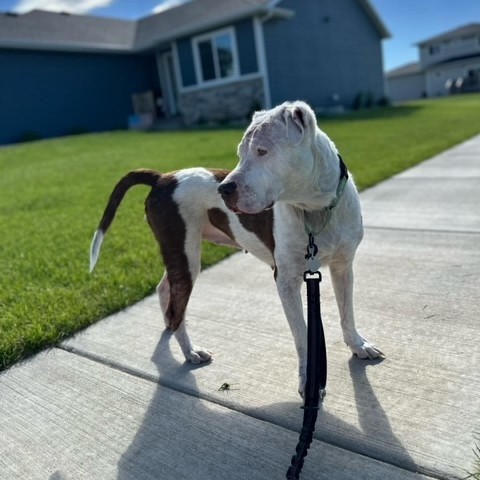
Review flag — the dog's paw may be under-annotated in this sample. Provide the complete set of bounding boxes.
[349,337,384,360]
[185,346,213,364]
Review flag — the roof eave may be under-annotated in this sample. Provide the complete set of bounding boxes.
[425,52,480,69]
[416,24,480,47]
[356,0,390,39]
[386,65,423,79]
[263,7,295,20]
[0,39,134,54]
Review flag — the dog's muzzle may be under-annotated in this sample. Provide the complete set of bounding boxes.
[218,181,241,213]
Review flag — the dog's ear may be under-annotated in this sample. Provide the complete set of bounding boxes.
[252,109,268,123]
[283,102,315,145]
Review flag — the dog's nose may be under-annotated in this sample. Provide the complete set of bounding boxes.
[218,181,237,196]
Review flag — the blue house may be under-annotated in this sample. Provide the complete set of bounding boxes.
[0,0,389,145]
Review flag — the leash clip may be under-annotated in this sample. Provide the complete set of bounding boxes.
[305,233,321,274]
[304,233,318,259]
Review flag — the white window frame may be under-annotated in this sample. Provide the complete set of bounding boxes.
[192,27,240,88]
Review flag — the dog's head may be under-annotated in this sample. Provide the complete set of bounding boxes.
[218,101,321,214]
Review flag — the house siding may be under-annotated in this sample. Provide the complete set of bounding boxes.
[235,19,259,75]
[387,72,425,101]
[426,58,480,97]
[420,34,480,69]
[264,0,385,108]
[0,49,157,144]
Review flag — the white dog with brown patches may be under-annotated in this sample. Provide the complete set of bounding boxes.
[90,101,383,396]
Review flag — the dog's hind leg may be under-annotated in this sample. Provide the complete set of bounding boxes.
[155,248,212,364]
[148,211,212,364]
[156,272,171,329]
[158,238,212,364]
[329,260,384,359]
[168,249,212,364]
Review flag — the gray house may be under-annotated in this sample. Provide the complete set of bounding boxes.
[0,0,389,144]
[387,23,480,102]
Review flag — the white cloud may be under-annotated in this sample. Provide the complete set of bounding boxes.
[151,0,191,14]
[13,0,114,14]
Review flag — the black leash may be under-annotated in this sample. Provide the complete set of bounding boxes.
[286,233,327,479]
[286,153,348,478]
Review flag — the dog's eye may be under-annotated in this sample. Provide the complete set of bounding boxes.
[257,147,268,156]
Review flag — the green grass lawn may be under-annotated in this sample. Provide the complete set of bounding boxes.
[1,93,480,371]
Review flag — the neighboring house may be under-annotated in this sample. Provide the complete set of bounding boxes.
[0,0,389,145]
[385,62,425,102]
[386,23,480,102]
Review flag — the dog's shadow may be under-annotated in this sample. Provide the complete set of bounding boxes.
[116,331,258,480]
[117,335,418,479]
[265,357,418,473]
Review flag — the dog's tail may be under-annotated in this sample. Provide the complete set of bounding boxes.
[89,169,161,273]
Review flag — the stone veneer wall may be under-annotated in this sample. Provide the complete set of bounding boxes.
[178,77,264,125]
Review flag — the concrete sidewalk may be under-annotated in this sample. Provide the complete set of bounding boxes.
[1,136,480,480]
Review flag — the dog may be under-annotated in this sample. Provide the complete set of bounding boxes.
[89,101,383,395]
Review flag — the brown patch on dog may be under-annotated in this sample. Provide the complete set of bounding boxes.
[144,174,193,332]
[238,210,275,255]
[211,168,275,255]
[209,169,231,183]
[207,208,236,241]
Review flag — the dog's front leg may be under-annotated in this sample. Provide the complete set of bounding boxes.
[329,260,384,359]
[275,269,308,396]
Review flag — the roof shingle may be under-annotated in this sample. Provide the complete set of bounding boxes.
[0,10,136,52]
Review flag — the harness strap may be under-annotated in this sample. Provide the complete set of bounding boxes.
[330,154,349,209]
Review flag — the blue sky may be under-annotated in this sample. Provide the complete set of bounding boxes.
[2,0,480,71]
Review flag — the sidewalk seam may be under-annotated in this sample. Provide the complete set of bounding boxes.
[364,225,480,236]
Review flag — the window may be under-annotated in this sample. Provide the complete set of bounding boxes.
[193,29,238,84]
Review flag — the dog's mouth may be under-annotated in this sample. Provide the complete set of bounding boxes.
[219,179,274,215]
[228,204,243,214]
[227,202,274,215]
